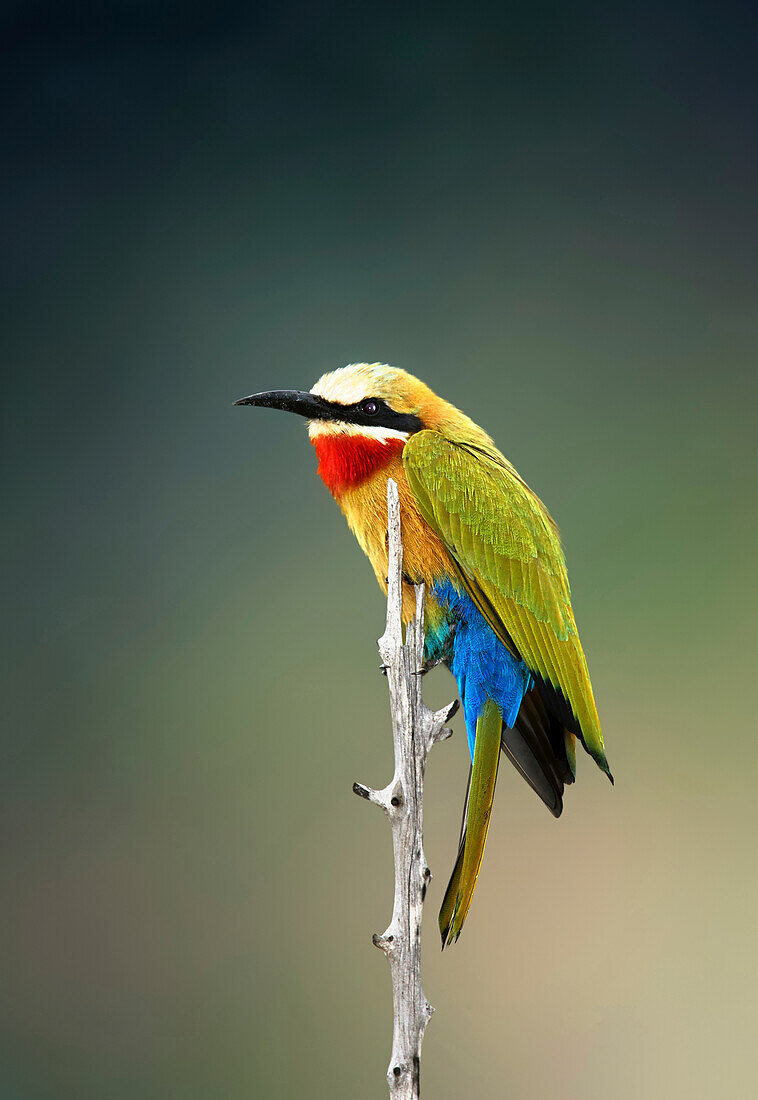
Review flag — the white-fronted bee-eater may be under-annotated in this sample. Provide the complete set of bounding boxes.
[236,363,612,945]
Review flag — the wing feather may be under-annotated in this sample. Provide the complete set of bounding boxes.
[404,430,611,777]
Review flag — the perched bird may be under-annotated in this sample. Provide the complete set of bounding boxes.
[236,363,612,944]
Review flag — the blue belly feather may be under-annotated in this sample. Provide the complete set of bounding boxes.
[426,579,532,760]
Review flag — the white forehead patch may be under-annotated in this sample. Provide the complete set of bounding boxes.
[310,363,389,405]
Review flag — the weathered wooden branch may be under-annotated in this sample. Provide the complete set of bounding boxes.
[353,478,458,1100]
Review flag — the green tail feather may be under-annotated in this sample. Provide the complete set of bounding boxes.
[439,699,502,946]
[438,841,464,946]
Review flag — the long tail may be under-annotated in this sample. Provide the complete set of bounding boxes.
[439,698,502,947]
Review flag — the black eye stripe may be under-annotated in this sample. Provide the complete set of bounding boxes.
[317,395,422,433]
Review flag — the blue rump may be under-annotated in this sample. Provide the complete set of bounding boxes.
[427,579,533,760]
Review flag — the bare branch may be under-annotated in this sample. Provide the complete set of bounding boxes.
[353,478,456,1099]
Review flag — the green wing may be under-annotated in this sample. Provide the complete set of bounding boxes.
[403,430,611,778]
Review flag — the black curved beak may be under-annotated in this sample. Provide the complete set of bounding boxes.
[233,389,330,418]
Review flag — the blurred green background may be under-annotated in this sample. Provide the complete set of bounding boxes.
[3,2,757,1097]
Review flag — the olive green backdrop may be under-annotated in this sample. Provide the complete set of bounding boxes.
[3,2,757,1097]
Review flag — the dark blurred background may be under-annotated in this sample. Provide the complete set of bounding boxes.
[3,2,757,1096]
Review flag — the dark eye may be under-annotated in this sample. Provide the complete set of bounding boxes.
[362,399,379,415]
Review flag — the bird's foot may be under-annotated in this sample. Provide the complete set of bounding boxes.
[414,656,443,676]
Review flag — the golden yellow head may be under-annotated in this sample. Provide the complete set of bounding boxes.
[311,361,481,436]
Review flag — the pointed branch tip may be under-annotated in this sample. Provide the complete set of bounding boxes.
[431,726,454,745]
[353,782,390,812]
[372,931,395,954]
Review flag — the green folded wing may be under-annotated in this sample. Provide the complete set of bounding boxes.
[403,430,611,778]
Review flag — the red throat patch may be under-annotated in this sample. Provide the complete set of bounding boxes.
[311,434,405,496]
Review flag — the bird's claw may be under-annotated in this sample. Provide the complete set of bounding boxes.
[414,657,443,677]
